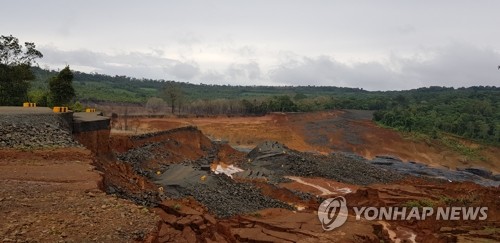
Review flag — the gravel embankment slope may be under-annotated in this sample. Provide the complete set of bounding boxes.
[0,113,79,148]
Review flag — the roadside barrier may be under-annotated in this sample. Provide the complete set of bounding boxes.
[85,108,97,112]
[23,102,37,107]
[53,107,69,112]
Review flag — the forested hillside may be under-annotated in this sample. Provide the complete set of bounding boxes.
[30,67,367,103]
[373,86,500,145]
[29,67,499,145]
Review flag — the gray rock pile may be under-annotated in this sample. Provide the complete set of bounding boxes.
[247,141,288,161]
[189,174,293,218]
[155,165,293,218]
[240,141,404,185]
[0,114,80,148]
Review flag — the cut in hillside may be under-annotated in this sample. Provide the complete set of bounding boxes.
[119,110,500,174]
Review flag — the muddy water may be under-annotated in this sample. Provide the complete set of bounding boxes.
[286,176,335,195]
[378,221,417,243]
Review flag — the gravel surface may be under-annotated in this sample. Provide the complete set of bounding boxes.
[158,170,294,218]
[240,142,404,186]
[0,113,80,148]
[119,139,403,218]
[118,138,294,218]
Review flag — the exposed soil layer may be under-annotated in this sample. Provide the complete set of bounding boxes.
[122,110,499,173]
[151,197,393,242]
[110,126,499,242]
[2,109,499,242]
[74,129,111,156]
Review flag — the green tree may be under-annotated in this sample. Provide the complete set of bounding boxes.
[0,35,43,105]
[28,89,49,107]
[162,82,183,113]
[268,95,298,112]
[49,66,75,106]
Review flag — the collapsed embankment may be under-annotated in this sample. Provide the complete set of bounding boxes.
[108,127,397,241]
[0,109,160,242]
[130,110,500,174]
[109,125,499,242]
[2,107,498,242]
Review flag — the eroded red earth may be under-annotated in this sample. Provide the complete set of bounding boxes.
[108,121,499,242]
[121,110,499,173]
[2,110,499,242]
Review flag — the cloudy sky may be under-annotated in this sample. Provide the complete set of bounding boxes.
[2,1,500,90]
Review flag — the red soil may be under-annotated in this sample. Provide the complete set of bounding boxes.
[120,110,499,173]
[4,111,497,242]
[0,148,159,242]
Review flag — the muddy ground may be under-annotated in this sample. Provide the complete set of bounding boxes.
[1,109,499,242]
[108,125,499,242]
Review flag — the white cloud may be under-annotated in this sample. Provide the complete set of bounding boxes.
[268,43,500,90]
[399,43,500,87]
[38,42,500,90]
[164,62,200,80]
[227,62,261,80]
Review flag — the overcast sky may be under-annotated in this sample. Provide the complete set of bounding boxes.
[2,1,500,90]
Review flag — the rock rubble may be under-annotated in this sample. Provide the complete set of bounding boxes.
[0,114,80,148]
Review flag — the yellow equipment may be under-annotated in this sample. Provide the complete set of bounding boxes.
[53,107,68,112]
[23,102,36,107]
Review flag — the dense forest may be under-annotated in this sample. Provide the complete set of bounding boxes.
[29,67,500,145]
[373,86,500,145]
[30,67,367,102]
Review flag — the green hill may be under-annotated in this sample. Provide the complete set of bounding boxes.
[29,67,500,145]
[30,67,369,103]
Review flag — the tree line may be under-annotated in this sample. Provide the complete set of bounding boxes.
[373,86,500,145]
[1,35,76,108]
[2,35,498,145]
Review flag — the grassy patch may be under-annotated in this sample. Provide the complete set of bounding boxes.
[439,193,478,207]
[374,122,488,162]
[440,137,485,161]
